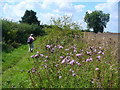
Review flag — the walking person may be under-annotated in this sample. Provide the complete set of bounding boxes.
[27,34,35,52]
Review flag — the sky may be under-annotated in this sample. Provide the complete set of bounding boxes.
[0,0,119,33]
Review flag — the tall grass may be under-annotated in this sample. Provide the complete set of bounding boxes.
[2,27,118,88]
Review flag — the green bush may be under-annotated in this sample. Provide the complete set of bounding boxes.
[1,19,45,52]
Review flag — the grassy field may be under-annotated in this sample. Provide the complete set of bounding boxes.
[2,28,119,88]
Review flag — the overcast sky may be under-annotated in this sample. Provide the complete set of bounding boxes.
[1,0,119,33]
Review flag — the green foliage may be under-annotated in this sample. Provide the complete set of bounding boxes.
[50,15,82,30]
[84,10,110,33]
[2,19,45,52]
[2,28,118,88]
[19,10,40,25]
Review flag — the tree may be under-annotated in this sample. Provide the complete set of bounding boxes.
[20,10,40,25]
[50,15,82,30]
[84,10,110,33]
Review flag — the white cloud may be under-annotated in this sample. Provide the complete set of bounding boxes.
[74,5,85,12]
[37,13,60,24]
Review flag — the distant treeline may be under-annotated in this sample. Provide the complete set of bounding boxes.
[2,19,46,52]
[2,19,92,53]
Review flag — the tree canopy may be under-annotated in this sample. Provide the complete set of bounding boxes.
[84,10,110,33]
[19,10,40,25]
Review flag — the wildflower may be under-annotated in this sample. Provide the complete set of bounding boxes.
[61,59,66,64]
[91,81,94,83]
[93,49,97,53]
[59,76,62,79]
[73,49,77,53]
[89,58,93,61]
[45,56,49,58]
[72,73,76,76]
[31,68,36,73]
[58,45,63,49]
[86,51,92,55]
[72,70,74,73]
[36,54,40,57]
[44,60,47,62]
[77,63,81,66]
[60,56,64,59]
[102,52,104,55]
[51,48,55,53]
[86,59,90,62]
[97,56,101,59]
[40,54,44,57]
[76,54,82,57]
[44,65,48,68]
[31,55,35,58]
[69,69,72,72]
[98,51,102,54]
[69,60,75,65]
[95,68,99,71]
[66,59,70,63]
[46,45,51,48]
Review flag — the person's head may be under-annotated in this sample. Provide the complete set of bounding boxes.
[30,34,33,37]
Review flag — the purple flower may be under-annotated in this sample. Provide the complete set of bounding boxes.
[98,51,102,54]
[66,59,70,63]
[51,48,55,53]
[72,70,74,73]
[31,55,35,58]
[102,52,104,55]
[40,54,44,57]
[69,60,75,65]
[34,54,39,58]
[46,45,51,48]
[86,51,92,55]
[76,54,82,57]
[89,58,93,61]
[95,68,99,71]
[45,56,49,58]
[44,65,48,68]
[59,76,62,79]
[61,59,66,64]
[97,56,101,59]
[31,68,36,73]
[86,59,90,62]
[73,50,77,53]
[93,49,97,53]
[77,63,81,66]
[60,56,64,59]
[91,81,94,83]
[58,45,63,49]
[44,60,47,62]
[72,73,76,76]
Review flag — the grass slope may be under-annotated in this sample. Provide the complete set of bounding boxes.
[2,28,118,88]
